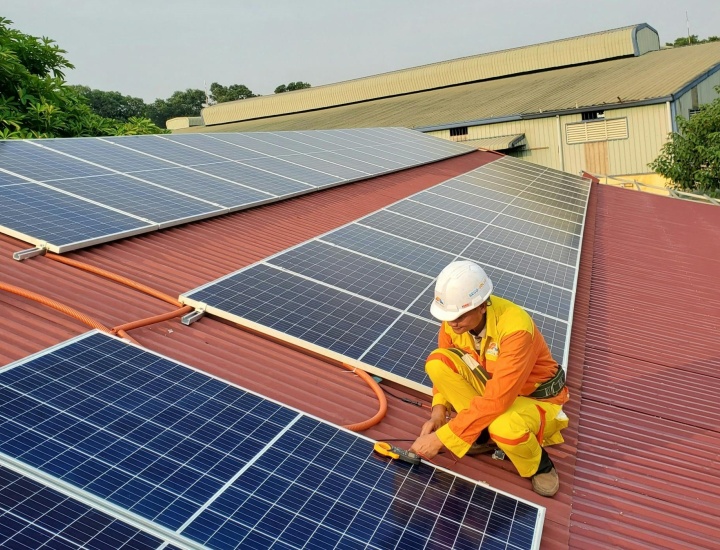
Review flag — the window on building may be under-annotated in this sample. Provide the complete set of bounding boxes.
[689,108,701,119]
[581,110,605,121]
[449,126,469,137]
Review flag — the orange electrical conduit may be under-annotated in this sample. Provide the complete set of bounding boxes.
[0,281,112,334]
[21,253,389,431]
[44,252,182,307]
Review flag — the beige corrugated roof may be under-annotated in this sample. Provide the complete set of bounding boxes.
[462,134,526,150]
[201,24,656,126]
[178,42,720,134]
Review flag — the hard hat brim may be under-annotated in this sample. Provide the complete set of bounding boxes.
[430,300,467,322]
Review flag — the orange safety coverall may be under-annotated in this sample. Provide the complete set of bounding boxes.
[430,295,569,477]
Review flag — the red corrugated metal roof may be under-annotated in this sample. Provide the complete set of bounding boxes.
[2,150,717,549]
[568,185,720,550]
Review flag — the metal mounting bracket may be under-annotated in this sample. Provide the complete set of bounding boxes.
[13,246,47,261]
[181,307,205,326]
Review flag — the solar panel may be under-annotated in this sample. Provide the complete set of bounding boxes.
[181,155,591,393]
[0,464,173,549]
[0,331,545,549]
[0,128,473,253]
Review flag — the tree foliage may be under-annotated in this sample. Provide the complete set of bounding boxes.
[649,86,720,196]
[274,81,312,94]
[665,34,720,47]
[69,85,147,122]
[145,89,206,128]
[209,82,256,103]
[0,18,165,138]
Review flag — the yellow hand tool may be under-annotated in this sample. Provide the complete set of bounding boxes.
[373,441,421,465]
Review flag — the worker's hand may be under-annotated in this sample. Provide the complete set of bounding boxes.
[420,405,448,436]
[410,433,444,460]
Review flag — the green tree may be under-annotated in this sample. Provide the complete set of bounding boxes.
[0,18,164,138]
[146,88,206,128]
[649,85,720,196]
[70,85,147,122]
[274,81,312,94]
[209,82,255,103]
[665,34,719,47]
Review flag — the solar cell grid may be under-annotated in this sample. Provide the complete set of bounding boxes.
[161,134,269,162]
[488,216,581,247]
[390,197,492,234]
[0,331,544,549]
[239,156,341,186]
[501,204,583,234]
[360,210,475,255]
[462,240,575,289]
[517,188,587,212]
[210,133,304,156]
[459,171,528,194]
[0,141,112,182]
[429,183,509,214]
[267,240,433,310]
[447,178,520,205]
[232,132,327,154]
[44,174,222,224]
[0,465,167,550]
[0,172,28,186]
[284,153,372,179]
[123,167,277,207]
[187,162,311,196]
[484,266,571,320]
[38,138,175,172]
[0,183,152,247]
[308,150,391,173]
[321,223,456,276]
[525,176,589,199]
[104,136,227,165]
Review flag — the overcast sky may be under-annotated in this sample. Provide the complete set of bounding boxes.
[5,1,720,103]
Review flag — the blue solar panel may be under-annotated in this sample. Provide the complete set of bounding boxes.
[0,331,545,549]
[1,129,473,252]
[0,183,153,248]
[44,174,222,224]
[0,464,175,549]
[181,156,590,392]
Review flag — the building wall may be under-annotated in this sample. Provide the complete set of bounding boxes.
[428,117,563,170]
[674,70,720,119]
[561,104,670,176]
[429,103,672,177]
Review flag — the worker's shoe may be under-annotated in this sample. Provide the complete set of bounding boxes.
[531,467,560,497]
[467,428,497,455]
[466,440,498,455]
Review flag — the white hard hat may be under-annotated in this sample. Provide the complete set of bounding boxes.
[430,260,493,321]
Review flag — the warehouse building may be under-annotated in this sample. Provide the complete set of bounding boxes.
[172,23,720,181]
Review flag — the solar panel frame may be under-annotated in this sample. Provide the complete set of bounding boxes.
[0,331,546,549]
[181,155,591,392]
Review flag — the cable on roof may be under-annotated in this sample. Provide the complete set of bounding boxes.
[43,253,183,307]
[0,281,114,335]
[340,362,388,432]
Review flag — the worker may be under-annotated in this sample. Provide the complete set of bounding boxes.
[409,260,569,497]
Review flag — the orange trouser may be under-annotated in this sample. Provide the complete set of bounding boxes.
[426,348,568,478]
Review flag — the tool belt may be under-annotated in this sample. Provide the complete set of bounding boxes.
[529,367,566,399]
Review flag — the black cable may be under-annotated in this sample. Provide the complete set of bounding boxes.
[382,386,430,409]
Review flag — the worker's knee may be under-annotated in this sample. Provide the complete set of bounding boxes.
[424,348,461,380]
[488,411,529,443]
